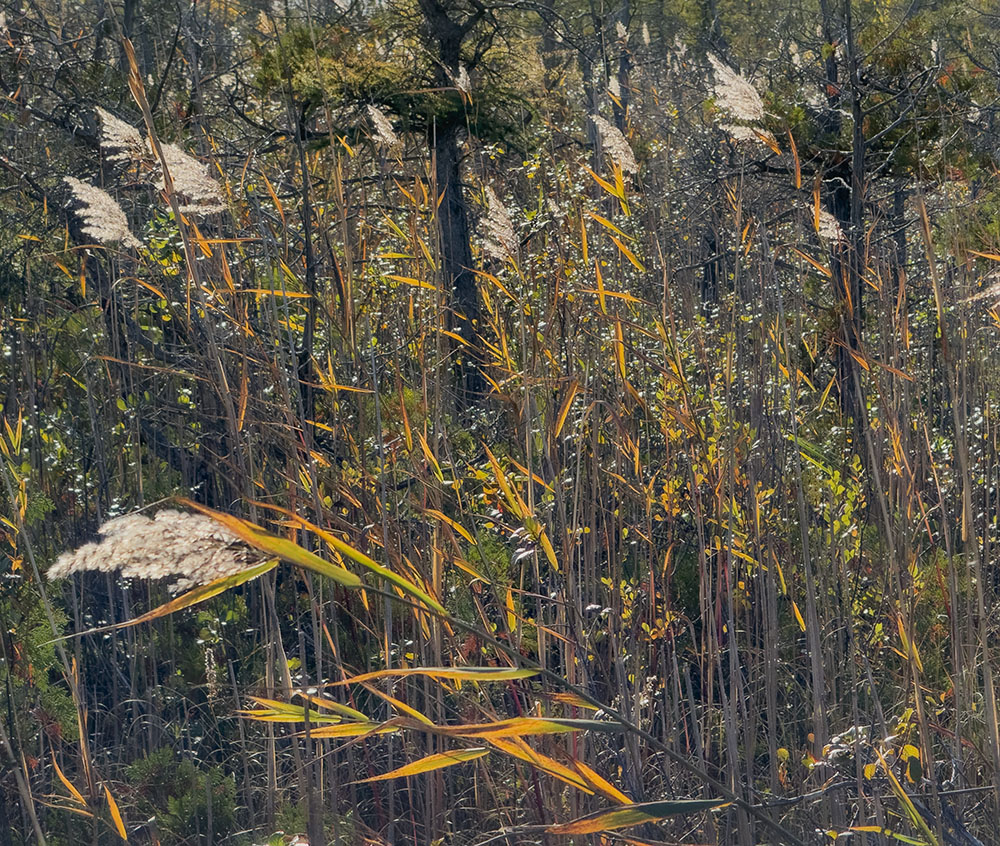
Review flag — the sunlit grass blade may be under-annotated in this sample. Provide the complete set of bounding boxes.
[548,798,726,835]
[436,717,621,738]
[355,747,488,783]
[329,666,538,685]
[486,737,593,793]
[110,559,279,630]
[104,783,128,840]
[241,696,345,724]
[249,502,446,613]
[177,499,362,588]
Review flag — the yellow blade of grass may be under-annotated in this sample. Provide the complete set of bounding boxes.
[355,748,488,783]
[437,717,621,738]
[329,666,538,685]
[548,799,726,835]
[97,559,278,633]
[486,737,592,793]
[251,503,446,613]
[51,757,87,807]
[104,784,128,841]
[177,499,361,588]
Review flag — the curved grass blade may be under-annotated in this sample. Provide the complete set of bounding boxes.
[77,559,279,635]
[328,666,538,686]
[241,696,345,724]
[177,499,362,588]
[355,747,488,783]
[548,798,726,835]
[486,737,592,793]
[249,502,445,612]
[104,783,128,840]
[436,716,622,738]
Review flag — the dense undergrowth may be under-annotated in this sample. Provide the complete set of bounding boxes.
[3,1,1000,844]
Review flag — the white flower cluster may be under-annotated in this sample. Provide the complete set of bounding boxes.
[49,509,266,592]
[154,142,226,214]
[816,208,845,242]
[708,53,766,123]
[367,105,400,152]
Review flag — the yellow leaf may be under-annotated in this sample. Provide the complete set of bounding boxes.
[52,757,87,807]
[548,799,725,835]
[104,784,128,841]
[610,235,645,271]
[425,509,476,545]
[570,759,632,803]
[355,748,488,782]
[254,504,446,613]
[792,600,806,632]
[104,559,278,632]
[487,737,592,793]
[329,666,538,686]
[176,500,361,588]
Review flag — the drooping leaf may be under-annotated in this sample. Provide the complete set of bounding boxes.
[330,666,538,685]
[241,696,345,724]
[114,559,278,630]
[548,798,726,835]
[355,748,488,783]
[436,716,621,738]
[249,502,446,613]
[486,737,592,793]
[177,499,362,588]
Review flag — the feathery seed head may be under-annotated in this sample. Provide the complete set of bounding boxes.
[367,105,400,152]
[154,143,225,214]
[708,53,765,123]
[480,186,517,261]
[592,115,638,174]
[49,509,267,592]
[65,177,140,249]
[95,108,145,163]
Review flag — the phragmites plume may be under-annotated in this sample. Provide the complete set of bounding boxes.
[48,509,267,592]
[591,115,638,174]
[155,142,226,214]
[65,177,140,249]
[815,208,845,242]
[615,20,627,39]
[608,75,621,98]
[480,186,517,261]
[367,105,400,152]
[95,108,145,163]
[708,53,765,123]
[642,22,650,46]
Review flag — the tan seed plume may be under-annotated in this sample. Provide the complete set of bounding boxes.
[592,115,638,174]
[65,177,140,249]
[49,509,267,592]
